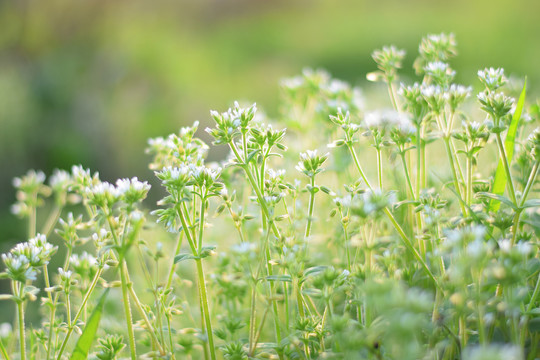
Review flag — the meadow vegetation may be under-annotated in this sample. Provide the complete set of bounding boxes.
[1,33,539,360]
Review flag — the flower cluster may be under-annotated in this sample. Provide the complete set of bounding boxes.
[296,150,329,178]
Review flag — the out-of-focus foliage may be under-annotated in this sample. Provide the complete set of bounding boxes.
[1,0,540,242]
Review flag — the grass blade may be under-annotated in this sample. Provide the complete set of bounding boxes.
[70,289,109,360]
[490,78,527,211]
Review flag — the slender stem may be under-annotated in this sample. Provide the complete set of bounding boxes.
[400,153,415,200]
[443,137,467,215]
[66,292,71,328]
[178,204,214,359]
[387,80,400,112]
[510,210,522,247]
[43,265,52,302]
[198,194,207,252]
[16,283,26,360]
[520,160,539,208]
[230,142,281,239]
[166,232,184,290]
[46,245,72,360]
[28,194,37,239]
[459,315,467,348]
[230,141,285,359]
[295,279,305,318]
[195,259,216,360]
[127,281,166,355]
[510,161,539,249]
[347,143,441,291]
[495,132,517,204]
[466,156,473,207]
[340,215,351,272]
[41,205,63,237]
[56,267,103,358]
[304,176,316,241]
[416,126,422,198]
[377,149,383,189]
[120,263,137,360]
[449,138,466,186]
[0,339,9,360]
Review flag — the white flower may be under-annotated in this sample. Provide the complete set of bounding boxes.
[0,323,12,339]
[116,177,151,204]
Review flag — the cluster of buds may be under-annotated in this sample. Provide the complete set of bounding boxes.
[296,150,329,178]
[206,102,257,145]
[1,234,57,283]
[84,177,150,211]
[11,170,49,217]
[371,45,406,83]
[414,32,457,75]
[328,109,361,144]
[146,121,209,170]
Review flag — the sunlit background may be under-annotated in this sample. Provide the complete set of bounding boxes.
[1,0,539,244]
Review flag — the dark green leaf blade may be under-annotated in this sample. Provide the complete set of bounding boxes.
[70,289,109,360]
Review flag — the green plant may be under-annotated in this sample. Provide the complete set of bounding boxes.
[1,33,539,360]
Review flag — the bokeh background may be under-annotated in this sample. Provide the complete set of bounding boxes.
[1,0,540,244]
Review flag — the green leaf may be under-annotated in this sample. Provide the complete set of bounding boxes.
[523,199,540,209]
[490,78,526,211]
[477,192,517,210]
[70,289,109,360]
[174,253,198,263]
[304,266,329,277]
[265,275,292,282]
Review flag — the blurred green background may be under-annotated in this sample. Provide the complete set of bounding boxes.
[1,0,540,245]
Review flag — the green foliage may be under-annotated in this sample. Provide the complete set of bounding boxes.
[70,289,109,360]
[0,34,539,360]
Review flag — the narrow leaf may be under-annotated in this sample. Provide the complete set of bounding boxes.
[265,275,292,282]
[477,192,517,210]
[70,289,109,360]
[174,253,198,263]
[490,78,527,211]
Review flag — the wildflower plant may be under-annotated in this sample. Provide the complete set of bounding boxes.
[1,33,539,360]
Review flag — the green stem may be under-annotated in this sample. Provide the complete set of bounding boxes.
[400,153,415,200]
[195,259,216,360]
[495,132,517,205]
[177,204,214,359]
[295,279,305,319]
[231,141,285,358]
[56,267,103,358]
[127,280,166,355]
[377,148,383,189]
[230,142,281,239]
[466,156,473,207]
[443,137,467,215]
[66,292,71,328]
[347,143,441,291]
[41,205,62,237]
[16,283,26,360]
[120,263,137,360]
[46,245,72,360]
[198,194,207,252]
[340,216,351,272]
[0,339,9,360]
[387,79,400,112]
[166,232,184,290]
[416,126,422,198]
[510,210,522,247]
[520,160,539,208]
[28,194,37,239]
[304,177,316,241]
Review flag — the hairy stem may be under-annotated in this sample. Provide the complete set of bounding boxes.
[195,259,216,360]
